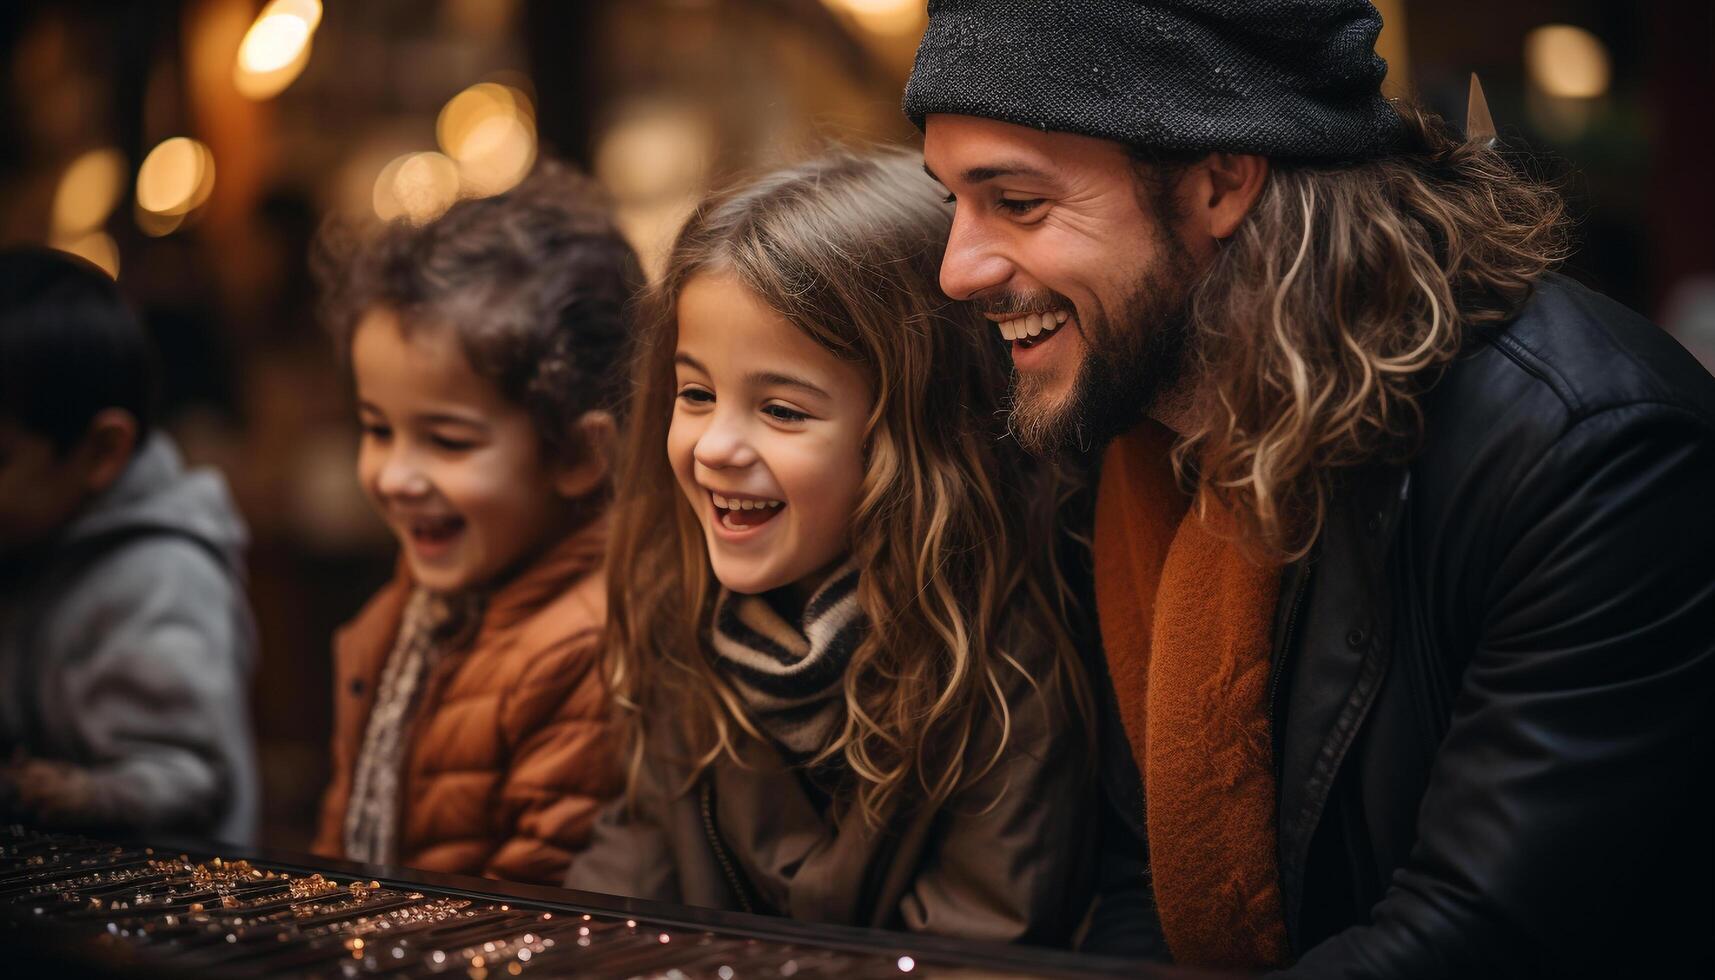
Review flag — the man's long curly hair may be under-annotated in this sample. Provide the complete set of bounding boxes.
[605,151,1089,827]
[1174,105,1571,560]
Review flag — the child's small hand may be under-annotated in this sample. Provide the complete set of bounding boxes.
[0,758,98,825]
[0,767,18,819]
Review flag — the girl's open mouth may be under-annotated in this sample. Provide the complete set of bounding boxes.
[710,491,784,531]
[407,514,466,555]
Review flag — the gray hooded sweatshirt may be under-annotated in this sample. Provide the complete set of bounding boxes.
[0,435,259,843]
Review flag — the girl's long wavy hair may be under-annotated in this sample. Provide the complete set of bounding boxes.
[605,150,1088,826]
[1174,105,1571,560]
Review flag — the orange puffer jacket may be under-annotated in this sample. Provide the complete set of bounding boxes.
[312,518,618,885]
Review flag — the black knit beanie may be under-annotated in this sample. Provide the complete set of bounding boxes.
[903,0,1403,161]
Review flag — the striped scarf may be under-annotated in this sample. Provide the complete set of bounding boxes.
[343,587,482,865]
[709,564,865,764]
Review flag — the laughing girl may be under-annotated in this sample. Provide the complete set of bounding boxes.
[310,165,640,883]
[566,152,1093,942]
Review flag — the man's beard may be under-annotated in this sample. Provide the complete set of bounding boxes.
[1005,265,1195,457]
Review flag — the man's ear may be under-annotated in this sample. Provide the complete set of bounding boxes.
[76,409,138,496]
[552,410,617,500]
[1192,152,1270,241]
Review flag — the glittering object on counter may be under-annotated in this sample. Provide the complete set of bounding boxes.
[0,827,1113,979]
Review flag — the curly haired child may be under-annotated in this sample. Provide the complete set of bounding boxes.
[311,164,641,884]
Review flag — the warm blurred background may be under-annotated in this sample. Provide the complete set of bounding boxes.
[2,0,1711,849]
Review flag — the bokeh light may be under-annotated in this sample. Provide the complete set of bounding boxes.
[1525,24,1611,99]
[135,202,187,238]
[238,13,308,73]
[51,147,126,237]
[373,151,462,224]
[436,82,538,197]
[234,0,322,100]
[135,137,216,228]
[271,0,323,32]
[594,103,713,280]
[51,231,121,279]
[594,105,709,204]
[826,0,925,37]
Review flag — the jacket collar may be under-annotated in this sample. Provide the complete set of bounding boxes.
[57,434,248,570]
[480,513,608,634]
[334,514,609,687]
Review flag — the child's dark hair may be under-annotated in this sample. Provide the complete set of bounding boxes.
[314,161,644,457]
[0,247,158,453]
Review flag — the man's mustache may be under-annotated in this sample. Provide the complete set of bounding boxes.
[969,289,1076,318]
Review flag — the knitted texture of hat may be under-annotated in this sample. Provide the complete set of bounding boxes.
[903,0,1404,161]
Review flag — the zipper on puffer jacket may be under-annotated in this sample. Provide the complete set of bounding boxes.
[393,650,464,862]
[699,779,760,915]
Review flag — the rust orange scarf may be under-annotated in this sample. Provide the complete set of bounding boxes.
[1092,420,1289,969]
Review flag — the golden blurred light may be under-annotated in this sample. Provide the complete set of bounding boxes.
[595,104,713,280]
[51,231,121,279]
[455,115,535,196]
[136,137,216,221]
[371,154,410,220]
[437,82,538,197]
[238,12,309,73]
[825,0,924,37]
[233,0,321,100]
[374,151,462,224]
[52,148,126,237]
[1525,25,1611,99]
[135,202,186,238]
[437,83,517,154]
[273,0,323,32]
[594,107,710,203]
[484,70,537,110]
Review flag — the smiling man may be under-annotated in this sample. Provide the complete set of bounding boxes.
[907,1,1715,976]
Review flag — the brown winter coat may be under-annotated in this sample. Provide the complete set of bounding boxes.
[312,518,619,885]
[565,640,1094,944]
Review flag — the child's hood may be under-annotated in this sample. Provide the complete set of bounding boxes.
[59,433,249,576]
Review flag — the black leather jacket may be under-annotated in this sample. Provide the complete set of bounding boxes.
[1086,275,1715,976]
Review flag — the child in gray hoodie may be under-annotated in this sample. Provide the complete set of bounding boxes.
[0,247,258,844]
